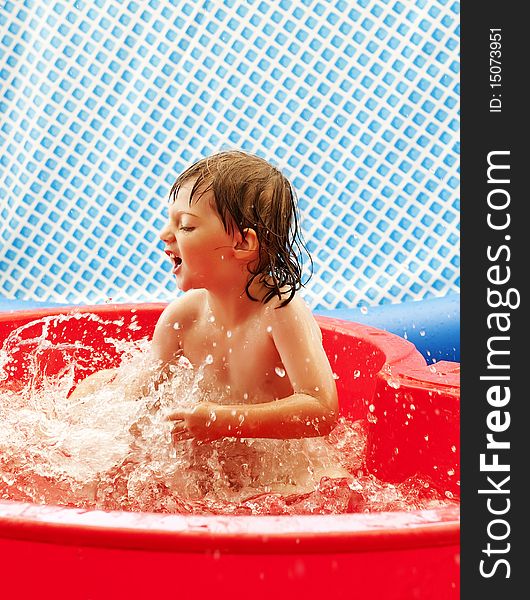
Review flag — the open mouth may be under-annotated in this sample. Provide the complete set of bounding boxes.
[165,250,182,273]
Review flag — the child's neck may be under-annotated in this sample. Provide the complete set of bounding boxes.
[205,278,267,329]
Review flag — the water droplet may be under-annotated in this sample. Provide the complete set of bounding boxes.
[368,404,375,412]
[243,392,248,400]
[226,330,232,338]
[444,490,454,499]
[388,377,401,389]
[208,315,215,323]
[419,328,426,337]
[360,306,368,314]
[275,367,286,377]
[205,354,213,364]
[173,322,181,330]
[353,369,360,379]
[266,326,272,333]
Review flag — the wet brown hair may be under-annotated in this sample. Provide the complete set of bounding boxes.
[169,150,312,307]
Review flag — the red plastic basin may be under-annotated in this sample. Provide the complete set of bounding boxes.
[0,304,459,600]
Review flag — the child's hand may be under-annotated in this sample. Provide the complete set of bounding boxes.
[167,402,219,443]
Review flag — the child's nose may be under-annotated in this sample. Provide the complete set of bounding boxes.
[159,223,174,242]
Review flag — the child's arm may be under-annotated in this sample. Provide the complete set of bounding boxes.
[138,292,203,383]
[169,298,338,441]
[150,296,187,367]
[68,368,122,401]
[69,295,190,401]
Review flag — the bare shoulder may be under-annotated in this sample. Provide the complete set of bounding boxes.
[267,294,322,341]
[152,290,207,362]
[157,289,207,329]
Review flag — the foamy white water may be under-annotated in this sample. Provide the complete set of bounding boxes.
[0,314,454,515]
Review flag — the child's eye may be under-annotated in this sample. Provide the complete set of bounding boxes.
[179,226,195,232]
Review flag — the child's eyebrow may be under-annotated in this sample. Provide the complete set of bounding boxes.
[175,210,199,217]
[169,208,200,219]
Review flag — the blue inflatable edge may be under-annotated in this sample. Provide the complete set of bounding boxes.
[315,294,460,364]
[0,294,459,365]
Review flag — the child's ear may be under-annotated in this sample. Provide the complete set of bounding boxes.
[234,227,259,258]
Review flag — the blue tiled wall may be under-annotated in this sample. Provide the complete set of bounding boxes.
[0,0,459,309]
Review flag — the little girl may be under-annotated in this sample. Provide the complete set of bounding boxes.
[71,151,350,493]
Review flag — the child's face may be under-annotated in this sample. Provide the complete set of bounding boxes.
[159,179,235,292]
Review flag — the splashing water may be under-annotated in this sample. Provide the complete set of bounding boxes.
[0,314,456,516]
